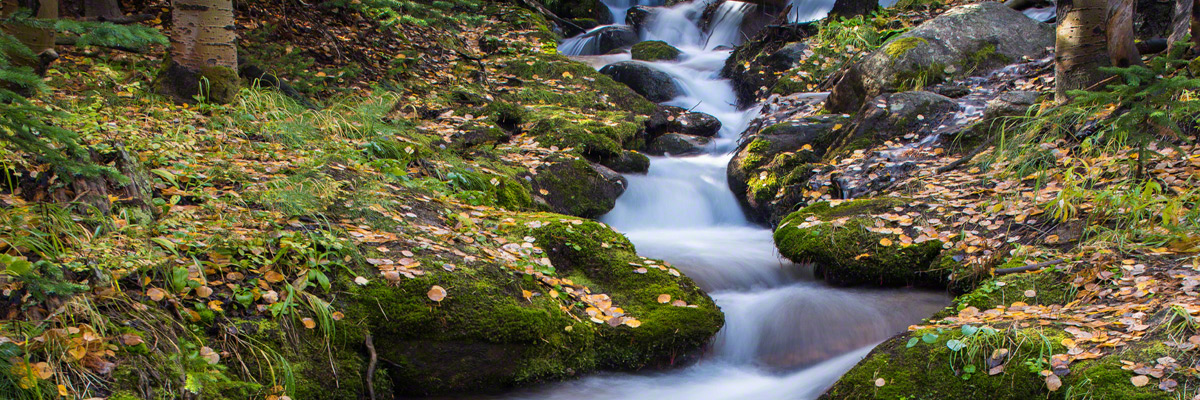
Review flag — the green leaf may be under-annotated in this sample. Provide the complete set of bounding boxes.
[310,270,330,291]
[961,325,979,337]
[906,337,919,348]
[151,237,177,253]
[946,339,965,351]
[150,168,178,186]
[963,365,976,374]
[170,267,190,293]
[922,333,939,343]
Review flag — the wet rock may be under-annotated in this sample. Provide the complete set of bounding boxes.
[930,84,971,98]
[722,24,816,106]
[829,91,958,157]
[631,40,683,62]
[531,157,627,218]
[571,25,638,55]
[600,61,683,102]
[728,114,848,223]
[982,90,1039,120]
[646,105,722,137]
[826,2,1053,113]
[599,150,651,173]
[646,133,710,156]
[774,198,949,288]
[626,5,656,30]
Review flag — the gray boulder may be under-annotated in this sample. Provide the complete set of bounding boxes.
[600,61,683,102]
[826,2,1053,113]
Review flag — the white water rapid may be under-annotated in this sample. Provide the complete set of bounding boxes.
[492,1,950,398]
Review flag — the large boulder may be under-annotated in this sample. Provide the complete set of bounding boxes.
[646,105,722,138]
[774,198,949,288]
[600,61,683,102]
[349,214,723,396]
[631,40,683,62]
[531,157,627,218]
[825,2,1053,113]
[728,114,847,223]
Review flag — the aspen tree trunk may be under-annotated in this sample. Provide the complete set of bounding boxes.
[1167,0,1200,54]
[1055,0,1112,102]
[1106,0,1140,67]
[157,0,239,104]
[1,0,59,74]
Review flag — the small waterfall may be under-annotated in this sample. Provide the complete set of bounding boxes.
[499,1,951,399]
[702,1,754,50]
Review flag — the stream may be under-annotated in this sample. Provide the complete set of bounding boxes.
[499,1,949,398]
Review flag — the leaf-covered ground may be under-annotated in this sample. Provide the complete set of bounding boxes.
[0,0,720,398]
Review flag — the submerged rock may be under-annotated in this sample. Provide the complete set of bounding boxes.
[600,61,683,102]
[826,2,1053,113]
[531,157,627,219]
[773,198,948,287]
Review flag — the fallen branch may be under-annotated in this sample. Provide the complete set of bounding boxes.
[365,333,378,400]
[87,13,157,24]
[995,259,1064,275]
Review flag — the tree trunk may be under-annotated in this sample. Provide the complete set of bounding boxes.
[158,0,239,103]
[1,0,59,74]
[828,0,879,19]
[1106,0,1140,67]
[1055,0,1112,102]
[1168,0,1192,50]
[82,0,119,19]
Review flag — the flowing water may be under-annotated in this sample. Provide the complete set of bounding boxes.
[496,1,949,398]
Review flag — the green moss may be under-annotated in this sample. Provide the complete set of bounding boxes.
[884,37,928,57]
[955,265,1075,311]
[747,171,779,204]
[774,198,948,287]
[341,212,722,396]
[197,66,241,104]
[631,41,682,62]
[826,327,1070,399]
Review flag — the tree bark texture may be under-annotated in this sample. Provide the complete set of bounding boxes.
[171,0,236,70]
[1056,0,1112,102]
[1105,0,1140,67]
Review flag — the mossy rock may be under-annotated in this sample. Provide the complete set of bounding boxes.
[824,326,1174,399]
[773,198,948,287]
[345,213,722,396]
[822,327,1070,399]
[727,114,848,223]
[530,157,626,218]
[631,40,682,62]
